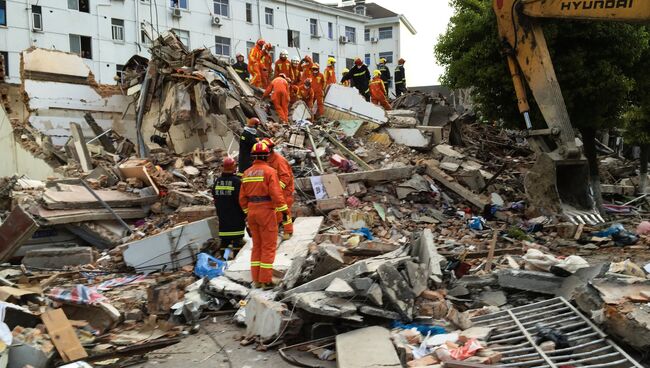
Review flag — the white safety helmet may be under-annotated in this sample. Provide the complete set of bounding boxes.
[291,56,300,64]
[280,49,289,58]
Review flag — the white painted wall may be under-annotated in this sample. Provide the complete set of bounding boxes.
[0,0,406,85]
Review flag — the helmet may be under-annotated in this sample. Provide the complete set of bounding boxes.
[327,57,336,65]
[379,58,387,64]
[251,142,270,156]
[303,55,312,63]
[342,68,349,74]
[354,58,362,66]
[261,138,275,148]
[304,78,312,86]
[256,39,265,47]
[291,56,300,64]
[222,157,236,173]
[311,63,320,70]
[280,49,289,58]
[247,117,261,127]
[278,73,287,79]
[236,53,244,59]
[264,43,273,51]
[373,70,382,77]
[398,58,405,64]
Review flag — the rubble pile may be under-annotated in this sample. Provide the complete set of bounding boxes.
[0,35,649,368]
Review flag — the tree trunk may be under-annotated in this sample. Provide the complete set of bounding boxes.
[640,144,649,194]
[579,127,604,212]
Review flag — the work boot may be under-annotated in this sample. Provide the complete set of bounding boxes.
[252,281,263,289]
[259,282,274,290]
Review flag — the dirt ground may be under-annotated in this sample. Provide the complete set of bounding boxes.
[135,315,289,368]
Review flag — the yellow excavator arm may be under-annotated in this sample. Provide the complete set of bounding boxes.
[493,0,649,222]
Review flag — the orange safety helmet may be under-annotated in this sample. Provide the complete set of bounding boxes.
[251,142,270,156]
[247,117,261,127]
[354,58,362,66]
[256,39,265,47]
[222,157,236,173]
[261,137,275,148]
[264,43,273,51]
[311,63,320,70]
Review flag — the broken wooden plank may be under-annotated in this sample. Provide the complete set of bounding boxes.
[484,228,500,272]
[42,308,88,362]
[295,165,416,192]
[0,206,39,261]
[70,122,93,172]
[424,160,489,208]
[322,130,373,170]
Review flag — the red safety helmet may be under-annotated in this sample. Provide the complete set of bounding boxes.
[222,157,236,173]
[354,58,362,66]
[256,39,265,47]
[251,142,270,155]
[247,117,261,127]
[264,43,273,51]
[398,58,405,65]
[261,138,275,148]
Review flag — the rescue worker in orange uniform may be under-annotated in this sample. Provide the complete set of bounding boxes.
[300,55,314,83]
[263,74,290,124]
[290,57,302,85]
[297,78,315,109]
[369,70,391,110]
[324,57,337,87]
[261,138,295,240]
[310,64,326,118]
[248,39,265,88]
[260,43,274,88]
[274,50,294,82]
[341,68,350,87]
[239,142,288,288]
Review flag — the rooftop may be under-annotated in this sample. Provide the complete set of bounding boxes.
[336,2,398,19]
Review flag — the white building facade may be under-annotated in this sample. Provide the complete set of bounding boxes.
[0,0,413,86]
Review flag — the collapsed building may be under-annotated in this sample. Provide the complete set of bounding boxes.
[0,33,649,368]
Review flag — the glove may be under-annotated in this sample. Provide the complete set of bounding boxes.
[282,211,289,223]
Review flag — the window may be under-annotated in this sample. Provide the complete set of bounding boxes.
[0,1,5,26]
[287,30,300,48]
[378,26,392,40]
[245,3,252,23]
[170,0,188,9]
[345,26,356,43]
[264,7,273,26]
[172,29,190,47]
[32,5,42,31]
[364,53,370,66]
[0,51,8,78]
[327,22,333,39]
[378,51,393,64]
[214,0,229,17]
[246,41,254,56]
[140,22,151,44]
[309,18,318,37]
[354,5,366,16]
[345,58,354,69]
[69,34,92,59]
[68,0,90,13]
[364,28,370,41]
[312,52,319,64]
[111,19,124,42]
[214,36,231,56]
[116,64,125,80]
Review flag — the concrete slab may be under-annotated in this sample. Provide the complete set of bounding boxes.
[325,278,355,298]
[22,247,94,268]
[323,84,388,125]
[245,294,294,341]
[335,326,401,368]
[386,128,430,148]
[378,263,415,321]
[497,269,564,295]
[291,291,357,317]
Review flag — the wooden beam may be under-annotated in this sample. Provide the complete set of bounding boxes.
[424,160,489,209]
[70,122,93,172]
[321,130,373,170]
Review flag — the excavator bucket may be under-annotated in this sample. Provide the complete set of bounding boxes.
[524,153,604,224]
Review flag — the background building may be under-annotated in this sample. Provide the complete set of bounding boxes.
[0,0,414,88]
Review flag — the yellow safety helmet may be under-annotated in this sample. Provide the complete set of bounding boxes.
[327,57,336,65]
[379,58,387,64]
[373,69,381,77]
[342,68,349,73]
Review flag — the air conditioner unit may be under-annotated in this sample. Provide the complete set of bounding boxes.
[211,16,222,26]
[172,7,182,18]
[339,36,348,44]
[370,37,378,43]
[32,13,43,31]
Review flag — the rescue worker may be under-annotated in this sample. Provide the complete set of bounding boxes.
[377,57,391,96]
[212,157,246,255]
[300,55,314,83]
[262,74,290,124]
[260,43,274,88]
[261,138,295,240]
[341,68,350,87]
[341,58,370,101]
[369,70,391,110]
[290,57,302,85]
[239,118,261,173]
[310,64,326,118]
[239,142,288,288]
[248,39,265,88]
[232,53,249,81]
[274,50,294,82]
[297,78,315,109]
[394,58,407,97]
[324,57,337,87]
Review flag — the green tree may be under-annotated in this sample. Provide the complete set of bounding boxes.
[435,0,649,204]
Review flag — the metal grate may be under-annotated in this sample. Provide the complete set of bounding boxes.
[471,297,643,368]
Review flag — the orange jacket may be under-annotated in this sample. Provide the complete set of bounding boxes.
[262,52,272,73]
[324,66,336,86]
[248,46,263,68]
[300,56,314,82]
[311,73,326,97]
[297,84,314,107]
[239,160,287,214]
[291,66,302,84]
[267,152,295,197]
[263,77,290,98]
[274,59,294,81]
[369,76,386,99]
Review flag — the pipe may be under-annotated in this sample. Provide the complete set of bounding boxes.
[78,179,132,235]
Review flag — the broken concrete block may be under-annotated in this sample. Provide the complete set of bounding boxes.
[478,290,507,307]
[147,277,195,315]
[245,293,301,342]
[309,242,345,280]
[323,84,388,125]
[434,144,465,159]
[325,278,355,298]
[497,269,564,295]
[386,128,431,148]
[358,304,400,320]
[316,197,346,212]
[208,276,250,299]
[460,326,493,341]
[440,161,460,172]
[378,263,415,321]
[350,278,374,293]
[367,283,383,306]
[291,291,357,318]
[22,247,95,268]
[405,261,428,297]
[457,169,486,192]
[335,326,401,368]
[411,229,445,279]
